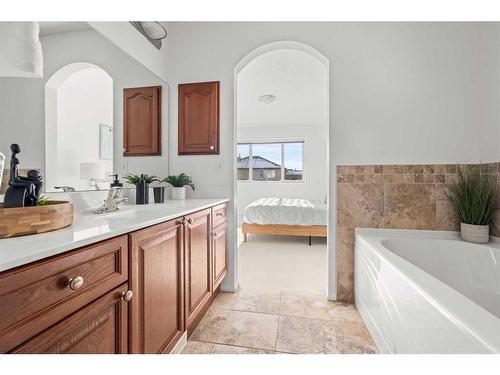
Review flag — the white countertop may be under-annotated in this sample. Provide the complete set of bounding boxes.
[0,198,229,273]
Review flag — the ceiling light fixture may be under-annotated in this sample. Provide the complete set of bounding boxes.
[258,94,276,104]
[130,21,167,50]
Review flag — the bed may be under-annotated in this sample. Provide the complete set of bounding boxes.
[242,198,327,245]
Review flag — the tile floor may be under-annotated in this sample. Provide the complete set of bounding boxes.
[181,287,378,354]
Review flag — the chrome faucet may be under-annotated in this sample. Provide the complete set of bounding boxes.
[94,187,128,214]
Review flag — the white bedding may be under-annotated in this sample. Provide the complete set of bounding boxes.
[243,198,327,226]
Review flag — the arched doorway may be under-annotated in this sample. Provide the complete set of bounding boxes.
[232,41,333,298]
[45,62,113,191]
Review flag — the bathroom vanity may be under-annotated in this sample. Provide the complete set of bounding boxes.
[0,198,229,354]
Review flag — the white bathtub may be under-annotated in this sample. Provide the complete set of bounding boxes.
[354,228,500,354]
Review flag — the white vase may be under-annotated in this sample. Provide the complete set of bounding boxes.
[460,222,489,244]
[171,186,186,200]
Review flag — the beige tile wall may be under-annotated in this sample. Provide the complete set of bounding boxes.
[336,163,500,302]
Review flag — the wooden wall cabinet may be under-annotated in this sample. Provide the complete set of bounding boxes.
[123,86,162,156]
[178,81,219,155]
[129,219,185,354]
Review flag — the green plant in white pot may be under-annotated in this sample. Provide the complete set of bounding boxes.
[163,173,195,200]
[446,166,496,244]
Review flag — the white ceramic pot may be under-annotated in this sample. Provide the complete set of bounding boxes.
[171,186,186,200]
[460,222,489,244]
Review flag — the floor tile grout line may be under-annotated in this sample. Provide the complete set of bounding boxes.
[274,290,283,351]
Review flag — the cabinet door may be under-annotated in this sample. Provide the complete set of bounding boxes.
[178,81,219,155]
[212,222,228,290]
[11,284,129,354]
[184,208,212,332]
[123,86,162,156]
[129,219,184,354]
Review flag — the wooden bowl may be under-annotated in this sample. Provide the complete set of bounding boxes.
[0,201,73,239]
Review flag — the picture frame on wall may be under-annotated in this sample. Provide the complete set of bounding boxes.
[99,124,113,160]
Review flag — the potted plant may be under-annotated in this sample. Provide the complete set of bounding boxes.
[124,174,156,205]
[163,173,195,200]
[446,166,496,244]
[151,178,166,204]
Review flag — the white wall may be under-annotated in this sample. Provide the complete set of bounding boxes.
[54,68,113,190]
[12,22,500,297]
[0,29,169,185]
[152,22,500,295]
[236,48,328,222]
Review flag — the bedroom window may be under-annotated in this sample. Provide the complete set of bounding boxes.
[237,141,304,182]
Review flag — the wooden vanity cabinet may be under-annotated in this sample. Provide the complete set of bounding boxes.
[211,221,228,290]
[183,208,213,334]
[129,219,185,354]
[0,201,228,354]
[211,203,228,290]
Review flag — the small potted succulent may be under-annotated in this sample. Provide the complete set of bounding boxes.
[124,174,157,205]
[446,166,496,244]
[164,173,195,200]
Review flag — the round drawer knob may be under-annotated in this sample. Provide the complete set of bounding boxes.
[186,218,194,224]
[121,290,134,302]
[66,276,84,290]
[209,145,215,150]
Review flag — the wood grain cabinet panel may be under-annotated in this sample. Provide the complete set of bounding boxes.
[11,284,129,354]
[178,81,219,155]
[184,209,212,332]
[129,219,184,354]
[211,221,228,290]
[0,235,128,353]
[123,86,162,156]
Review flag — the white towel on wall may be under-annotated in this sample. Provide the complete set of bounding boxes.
[0,22,43,77]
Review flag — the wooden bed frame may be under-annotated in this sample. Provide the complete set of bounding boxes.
[242,223,327,246]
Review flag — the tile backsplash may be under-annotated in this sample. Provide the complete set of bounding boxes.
[336,162,500,302]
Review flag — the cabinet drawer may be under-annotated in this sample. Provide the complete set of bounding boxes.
[0,235,128,353]
[11,284,129,354]
[212,203,227,228]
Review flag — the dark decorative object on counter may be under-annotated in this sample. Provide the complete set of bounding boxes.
[153,186,165,203]
[123,173,156,205]
[136,181,149,205]
[3,144,43,208]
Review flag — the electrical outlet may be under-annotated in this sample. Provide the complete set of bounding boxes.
[215,160,224,174]
[121,159,129,174]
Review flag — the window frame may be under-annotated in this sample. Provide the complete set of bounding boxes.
[236,139,305,183]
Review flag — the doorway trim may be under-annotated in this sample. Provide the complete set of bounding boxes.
[230,41,335,300]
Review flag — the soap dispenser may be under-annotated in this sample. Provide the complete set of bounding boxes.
[110,174,123,188]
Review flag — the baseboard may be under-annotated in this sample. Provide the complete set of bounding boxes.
[170,331,187,354]
[220,280,240,293]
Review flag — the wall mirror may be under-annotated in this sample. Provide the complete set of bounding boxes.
[0,22,168,193]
